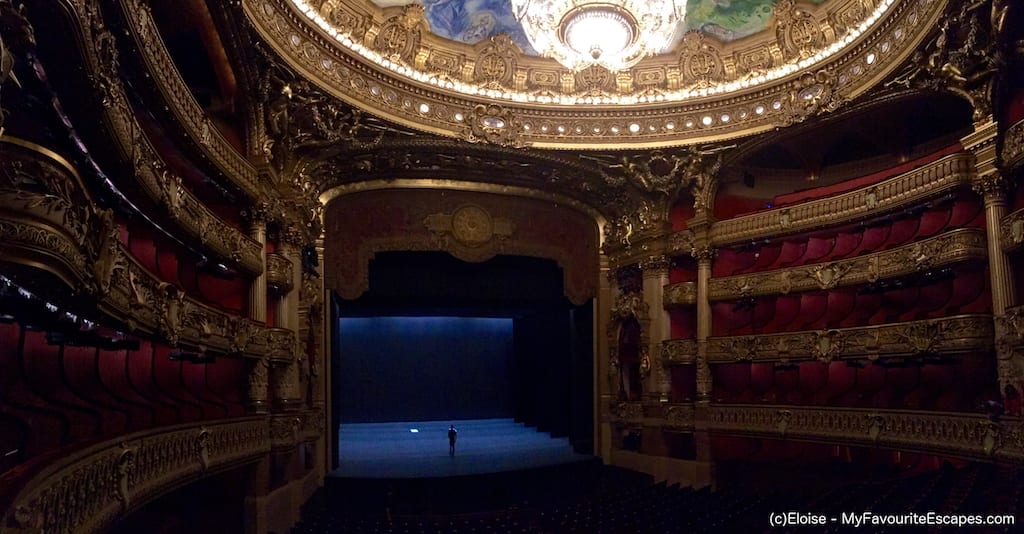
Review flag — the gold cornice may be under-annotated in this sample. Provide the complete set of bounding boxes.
[701,227,987,301]
[707,405,1023,462]
[700,314,993,364]
[244,0,945,149]
[117,0,261,198]
[1003,118,1024,173]
[319,178,606,227]
[709,152,975,245]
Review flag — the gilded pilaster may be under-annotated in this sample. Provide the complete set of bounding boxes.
[965,120,1020,391]
[597,253,614,460]
[640,255,671,402]
[248,214,268,323]
[693,245,714,405]
[247,357,270,413]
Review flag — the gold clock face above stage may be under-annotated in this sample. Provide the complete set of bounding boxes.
[246,0,943,148]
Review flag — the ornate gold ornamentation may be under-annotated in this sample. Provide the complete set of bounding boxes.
[602,400,644,424]
[423,204,516,257]
[701,315,994,363]
[464,104,519,147]
[661,338,697,365]
[678,31,724,88]
[57,0,264,274]
[707,405,1024,463]
[709,228,987,300]
[373,4,426,63]
[247,357,270,412]
[663,281,696,306]
[971,170,1012,198]
[119,0,261,196]
[2,418,271,534]
[473,33,518,89]
[245,0,939,149]
[709,153,975,246]
[663,404,694,429]
[266,252,295,294]
[1002,118,1024,172]
[1000,208,1024,251]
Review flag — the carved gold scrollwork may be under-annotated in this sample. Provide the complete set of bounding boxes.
[678,31,725,88]
[661,339,697,365]
[373,5,425,64]
[464,104,519,147]
[774,0,826,61]
[472,33,518,89]
[266,252,294,294]
[1002,119,1024,172]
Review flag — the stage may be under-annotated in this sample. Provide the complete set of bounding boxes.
[334,418,592,478]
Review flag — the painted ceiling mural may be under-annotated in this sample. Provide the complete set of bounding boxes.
[371,0,831,55]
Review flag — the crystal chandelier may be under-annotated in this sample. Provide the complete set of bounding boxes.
[511,0,687,72]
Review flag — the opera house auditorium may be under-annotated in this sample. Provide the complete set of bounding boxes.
[2,0,1024,532]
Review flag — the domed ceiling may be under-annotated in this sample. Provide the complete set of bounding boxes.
[245,0,945,148]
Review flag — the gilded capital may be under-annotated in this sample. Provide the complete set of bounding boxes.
[971,171,1012,199]
[639,255,671,276]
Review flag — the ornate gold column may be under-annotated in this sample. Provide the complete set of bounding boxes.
[964,120,1019,390]
[640,255,671,401]
[271,230,304,409]
[247,214,268,323]
[247,357,270,413]
[694,246,714,405]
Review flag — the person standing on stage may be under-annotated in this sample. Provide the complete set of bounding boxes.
[448,424,458,457]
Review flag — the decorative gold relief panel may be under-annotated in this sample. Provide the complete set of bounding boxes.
[663,281,697,306]
[118,0,261,197]
[1001,208,1024,252]
[1003,119,1024,173]
[708,228,987,300]
[243,0,944,148]
[700,314,993,364]
[661,339,698,366]
[266,252,295,294]
[708,405,1024,462]
[709,153,975,246]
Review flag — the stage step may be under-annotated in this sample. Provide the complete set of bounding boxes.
[335,418,590,478]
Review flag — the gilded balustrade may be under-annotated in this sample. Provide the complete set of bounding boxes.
[0,409,323,534]
[0,137,293,362]
[708,153,975,246]
[707,405,1023,463]
[56,0,263,275]
[708,228,986,301]
[1001,207,1024,252]
[699,314,992,364]
[266,252,295,294]
[1002,118,1024,173]
[117,0,261,197]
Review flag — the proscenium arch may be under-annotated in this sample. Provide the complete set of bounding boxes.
[320,180,605,466]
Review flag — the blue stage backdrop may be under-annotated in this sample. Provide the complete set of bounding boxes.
[337,316,514,423]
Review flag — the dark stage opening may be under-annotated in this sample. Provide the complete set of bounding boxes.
[331,252,593,476]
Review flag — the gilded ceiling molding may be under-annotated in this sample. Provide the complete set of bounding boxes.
[707,405,1023,462]
[699,314,993,364]
[244,0,944,148]
[116,0,262,198]
[709,152,974,246]
[319,178,606,224]
[51,0,264,275]
[692,227,987,302]
[1003,118,1024,173]
[0,411,322,534]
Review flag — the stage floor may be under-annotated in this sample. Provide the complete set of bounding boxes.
[334,418,592,478]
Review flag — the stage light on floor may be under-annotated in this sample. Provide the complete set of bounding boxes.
[409,429,419,433]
